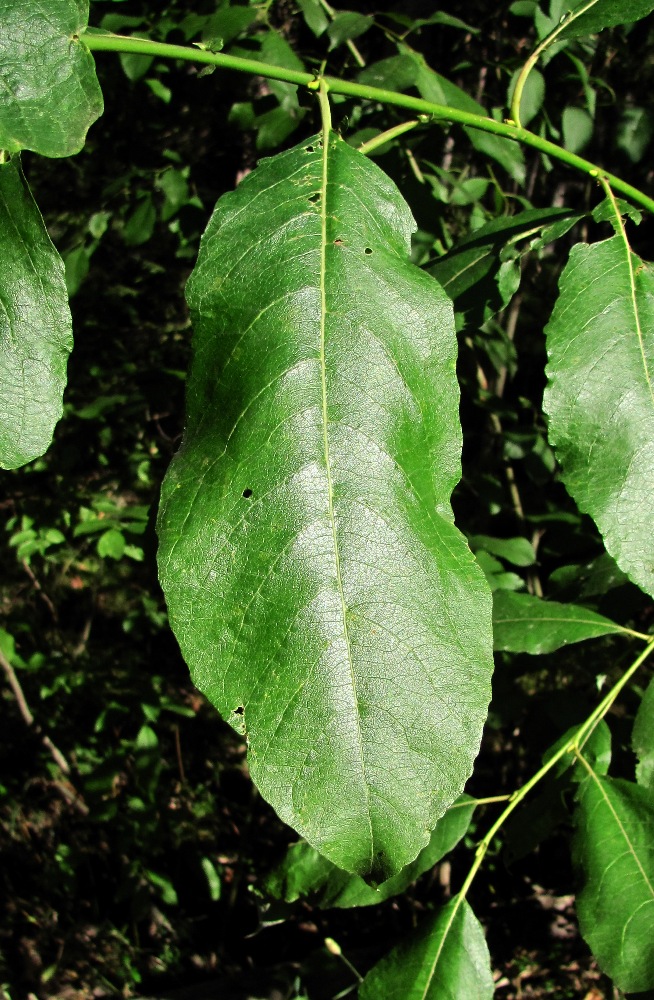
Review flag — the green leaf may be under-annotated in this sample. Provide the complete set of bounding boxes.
[429,208,580,327]
[507,67,545,126]
[97,528,126,560]
[562,106,593,154]
[327,12,373,49]
[358,52,526,182]
[263,796,475,908]
[573,775,654,992]
[616,106,654,163]
[0,158,73,469]
[0,0,103,157]
[633,677,654,791]
[543,231,654,598]
[556,0,654,40]
[359,896,494,999]
[492,591,627,653]
[297,0,329,37]
[157,132,493,881]
[470,534,536,567]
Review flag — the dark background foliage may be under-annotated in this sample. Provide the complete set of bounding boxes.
[1,1,653,997]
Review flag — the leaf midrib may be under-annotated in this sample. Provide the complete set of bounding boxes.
[319,129,374,868]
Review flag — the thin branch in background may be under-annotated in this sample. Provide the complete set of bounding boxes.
[0,645,88,815]
[318,0,366,68]
[22,558,58,622]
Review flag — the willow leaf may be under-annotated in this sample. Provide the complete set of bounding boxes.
[492,590,628,654]
[543,232,654,598]
[0,0,103,157]
[359,896,494,1000]
[157,131,493,881]
[573,774,654,992]
[0,157,73,469]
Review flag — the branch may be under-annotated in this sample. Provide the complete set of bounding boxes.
[1,646,70,777]
[82,32,654,216]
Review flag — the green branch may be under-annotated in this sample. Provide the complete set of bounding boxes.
[455,637,654,907]
[82,32,654,215]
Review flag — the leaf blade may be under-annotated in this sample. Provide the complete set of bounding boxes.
[573,774,654,992]
[543,233,654,598]
[492,590,629,654]
[0,158,73,469]
[157,133,493,880]
[359,896,494,1000]
[0,0,103,157]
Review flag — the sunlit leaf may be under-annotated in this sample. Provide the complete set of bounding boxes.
[0,0,103,157]
[573,774,654,992]
[633,676,654,791]
[543,231,654,598]
[359,896,494,999]
[492,591,627,654]
[157,132,493,881]
[0,158,73,469]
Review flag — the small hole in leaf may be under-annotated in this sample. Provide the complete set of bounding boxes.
[242,488,252,499]
[234,705,244,715]
[305,145,314,153]
[308,193,320,204]
[364,247,373,255]
[333,239,344,246]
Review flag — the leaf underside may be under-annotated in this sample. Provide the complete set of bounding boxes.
[544,235,654,599]
[157,132,493,881]
[0,0,103,157]
[0,158,73,469]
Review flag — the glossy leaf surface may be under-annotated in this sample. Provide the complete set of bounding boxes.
[0,0,103,157]
[0,158,73,469]
[157,132,493,881]
[573,775,654,992]
[544,234,654,598]
[633,677,654,791]
[492,591,627,654]
[263,796,475,908]
[359,896,494,1000]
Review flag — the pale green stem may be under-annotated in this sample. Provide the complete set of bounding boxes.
[82,32,654,216]
[456,636,654,905]
[510,0,597,127]
[357,118,423,155]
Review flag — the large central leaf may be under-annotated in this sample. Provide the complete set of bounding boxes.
[157,132,493,881]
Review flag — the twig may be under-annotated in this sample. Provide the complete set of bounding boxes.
[22,559,58,622]
[1,647,71,778]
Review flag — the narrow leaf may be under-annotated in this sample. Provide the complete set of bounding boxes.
[0,0,103,157]
[493,591,628,654]
[0,158,73,469]
[157,132,493,881]
[359,896,494,1000]
[633,677,654,791]
[573,774,654,993]
[543,231,654,598]
[263,796,475,908]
